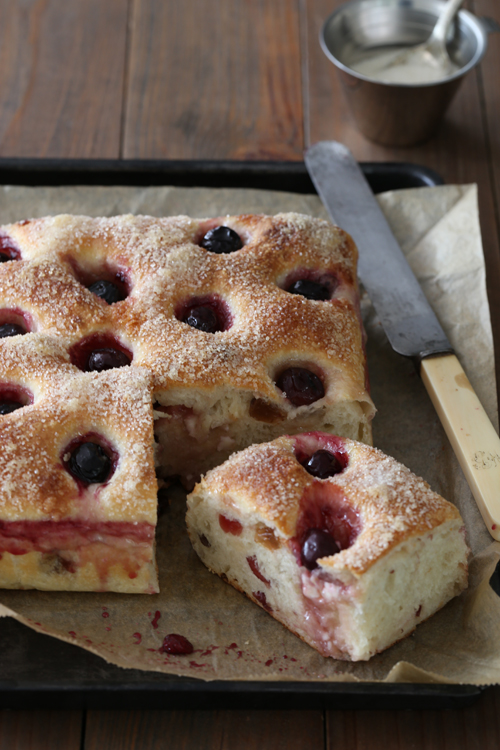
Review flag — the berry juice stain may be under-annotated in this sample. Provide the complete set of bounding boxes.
[224,642,243,659]
[68,631,77,637]
[151,610,161,629]
[246,555,270,586]
[265,659,273,667]
[253,591,272,611]
[133,632,142,645]
[160,634,194,655]
[102,611,110,618]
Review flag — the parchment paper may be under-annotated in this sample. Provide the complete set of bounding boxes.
[0,183,499,684]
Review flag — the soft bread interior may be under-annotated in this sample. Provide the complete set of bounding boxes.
[301,519,467,660]
[155,389,372,485]
[186,490,468,661]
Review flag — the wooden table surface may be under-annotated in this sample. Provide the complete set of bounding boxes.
[0,0,499,747]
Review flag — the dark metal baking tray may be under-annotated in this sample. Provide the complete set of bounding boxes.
[0,158,485,710]
[0,157,443,192]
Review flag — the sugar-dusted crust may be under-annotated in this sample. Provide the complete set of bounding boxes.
[0,334,158,592]
[198,431,460,574]
[4,213,372,402]
[186,432,468,660]
[1,213,375,487]
[0,213,374,592]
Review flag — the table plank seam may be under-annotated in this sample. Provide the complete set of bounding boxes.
[120,0,135,160]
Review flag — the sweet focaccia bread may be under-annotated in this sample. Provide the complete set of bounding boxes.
[0,334,158,593]
[0,212,374,593]
[0,213,375,488]
[186,432,468,661]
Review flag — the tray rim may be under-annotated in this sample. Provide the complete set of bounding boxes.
[0,157,482,711]
[0,157,444,192]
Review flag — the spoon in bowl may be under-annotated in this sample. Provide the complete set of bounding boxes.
[351,0,463,84]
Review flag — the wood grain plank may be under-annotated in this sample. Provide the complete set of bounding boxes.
[473,0,500,229]
[0,0,129,158]
[303,0,482,172]
[303,0,500,402]
[124,0,304,160]
[85,709,324,750]
[0,710,82,750]
[326,686,500,750]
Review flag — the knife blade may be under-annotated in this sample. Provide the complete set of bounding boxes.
[305,140,500,540]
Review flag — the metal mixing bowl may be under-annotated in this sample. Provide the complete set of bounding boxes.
[320,0,493,146]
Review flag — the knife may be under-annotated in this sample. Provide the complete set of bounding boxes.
[305,140,500,540]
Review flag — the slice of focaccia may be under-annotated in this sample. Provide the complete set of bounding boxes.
[0,335,158,593]
[186,431,468,661]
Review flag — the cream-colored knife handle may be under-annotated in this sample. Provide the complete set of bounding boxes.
[421,353,500,540]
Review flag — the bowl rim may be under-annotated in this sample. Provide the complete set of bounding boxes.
[320,2,488,88]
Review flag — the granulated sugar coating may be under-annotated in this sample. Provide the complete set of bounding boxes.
[0,212,374,593]
[187,432,468,661]
[0,334,158,593]
[196,433,462,573]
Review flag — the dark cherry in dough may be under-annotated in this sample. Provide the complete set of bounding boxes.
[88,280,124,305]
[303,449,344,479]
[68,442,112,484]
[0,323,26,338]
[276,367,324,406]
[87,348,131,372]
[200,226,243,254]
[287,279,330,301]
[183,305,220,333]
[0,400,24,414]
[301,528,340,570]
